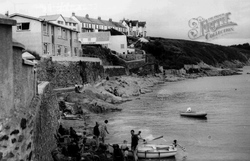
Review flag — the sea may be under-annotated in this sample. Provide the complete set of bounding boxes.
[92,66,250,161]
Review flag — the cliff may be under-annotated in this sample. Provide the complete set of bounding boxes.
[141,37,250,69]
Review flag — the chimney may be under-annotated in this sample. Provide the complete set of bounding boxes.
[109,18,112,22]
[86,14,89,18]
[5,11,9,17]
[98,16,101,20]
[72,12,75,16]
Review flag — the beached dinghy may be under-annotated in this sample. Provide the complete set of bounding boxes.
[136,144,177,158]
[109,140,177,159]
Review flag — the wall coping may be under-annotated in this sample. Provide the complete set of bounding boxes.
[0,14,16,25]
[13,41,25,49]
[103,65,124,68]
[38,81,50,95]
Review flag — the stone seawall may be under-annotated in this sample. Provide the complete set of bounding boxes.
[0,82,59,161]
[33,82,59,161]
[37,58,128,88]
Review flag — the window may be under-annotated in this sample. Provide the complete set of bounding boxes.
[57,46,61,55]
[69,23,71,26]
[17,23,30,31]
[74,47,78,56]
[58,21,64,25]
[58,27,62,38]
[73,23,76,27]
[121,44,124,49]
[82,23,86,28]
[52,44,55,56]
[62,29,67,39]
[43,23,49,35]
[92,24,95,29]
[43,43,49,54]
[64,46,68,53]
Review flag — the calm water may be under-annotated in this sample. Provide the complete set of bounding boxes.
[94,66,250,161]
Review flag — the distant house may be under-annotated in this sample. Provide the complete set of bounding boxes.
[71,13,127,33]
[10,13,81,57]
[39,14,78,31]
[78,28,127,55]
[108,28,127,55]
[121,19,146,37]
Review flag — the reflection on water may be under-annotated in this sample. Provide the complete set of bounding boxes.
[95,66,250,161]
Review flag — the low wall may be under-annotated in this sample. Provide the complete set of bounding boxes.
[104,66,126,77]
[37,58,128,88]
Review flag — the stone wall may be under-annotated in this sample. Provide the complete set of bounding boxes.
[125,59,146,69]
[0,15,59,161]
[104,66,126,77]
[37,58,105,88]
[33,82,59,161]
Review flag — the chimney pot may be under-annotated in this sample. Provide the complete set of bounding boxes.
[109,18,112,22]
[98,16,101,20]
[72,12,75,16]
[86,14,89,18]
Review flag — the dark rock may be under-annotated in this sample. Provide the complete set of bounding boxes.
[11,138,17,144]
[10,129,19,135]
[18,135,24,142]
[20,118,27,129]
[27,151,33,161]
[27,142,32,150]
[4,125,10,130]
[15,146,19,150]
[0,152,3,160]
[7,152,15,158]
[0,135,9,141]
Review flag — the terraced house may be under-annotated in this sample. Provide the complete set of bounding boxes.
[122,19,147,37]
[71,12,127,33]
[10,13,80,57]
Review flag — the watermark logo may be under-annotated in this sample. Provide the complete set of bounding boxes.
[188,12,237,40]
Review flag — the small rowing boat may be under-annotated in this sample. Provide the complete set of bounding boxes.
[137,144,177,158]
[180,111,207,118]
[109,142,177,159]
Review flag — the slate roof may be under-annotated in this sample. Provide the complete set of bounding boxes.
[39,14,65,21]
[74,14,126,28]
[75,15,92,23]
[64,17,77,23]
[138,22,146,27]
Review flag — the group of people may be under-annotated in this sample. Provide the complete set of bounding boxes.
[93,120,109,149]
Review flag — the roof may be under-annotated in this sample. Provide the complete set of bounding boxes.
[74,14,125,28]
[0,14,16,25]
[75,15,92,23]
[64,17,77,23]
[10,13,42,21]
[138,22,146,27]
[105,28,125,35]
[39,14,65,21]
[130,20,138,26]
[88,17,104,25]
[10,13,78,32]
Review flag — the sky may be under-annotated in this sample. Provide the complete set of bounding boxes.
[1,0,250,46]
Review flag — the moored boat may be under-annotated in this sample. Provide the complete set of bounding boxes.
[180,111,207,118]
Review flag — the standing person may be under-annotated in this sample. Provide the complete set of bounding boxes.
[93,122,100,148]
[75,83,80,93]
[100,120,109,143]
[131,130,142,161]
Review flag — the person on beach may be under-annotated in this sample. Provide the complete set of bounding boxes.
[100,120,109,143]
[121,140,129,161]
[75,83,80,93]
[130,130,142,161]
[93,122,100,148]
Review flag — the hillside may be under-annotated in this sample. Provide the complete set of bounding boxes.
[140,37,250,69]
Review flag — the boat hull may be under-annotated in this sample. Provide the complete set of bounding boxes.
[180,112,207,118]
[109,143,177,159]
